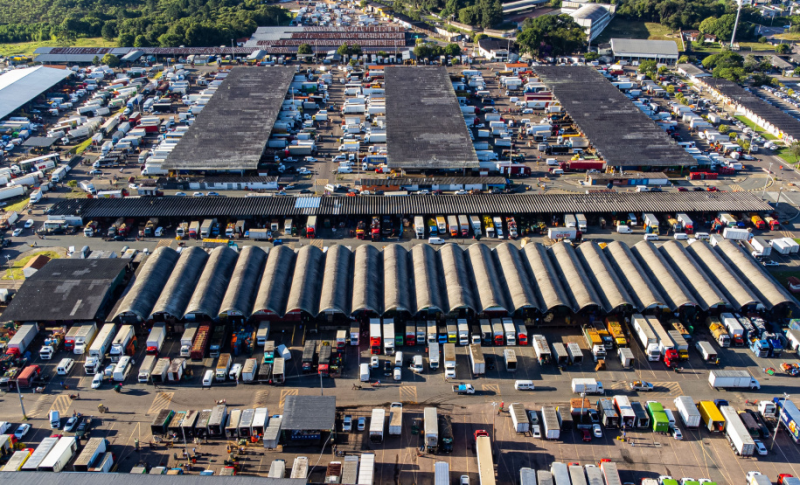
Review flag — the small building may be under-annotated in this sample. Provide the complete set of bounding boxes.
[477,37,513,62]
[676,63,711,82]
[281,396,336,444]
[21,255,51,279]
[586,171,669,186]
[609,38,679,65]
[682,31,716,43]
[505,62,530,74]
[566,3,615,43]
[356,176,507,192]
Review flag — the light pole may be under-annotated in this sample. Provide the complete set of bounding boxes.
[770,393,789,451]
[730,0,743,49]
[16,377,27,420]
[762,161,773,199]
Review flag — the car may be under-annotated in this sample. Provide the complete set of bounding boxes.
[64,416,79,432]
[754,439,768,455]
[454,190,468,195]
[527,410,539,425]
[128,183,138,189]
[370,355,380,368]
[763,260,779,267]
[305,156,318,162]
[285,185,296,190]
[593,424,603,438]
[24,219,34,228]
[192,192,205,197]
[343,415,353,432]
[582,429,592,442]
[357,417,366,431]
[671,426,683,440]
[300,189,312,194]
[14,423,30,439]
[460,476,470,485]
[630,380,654,391]
[473,123,485,128]
[155,227,164,237]
[393,367,401,381]
[174,192,186,197]
[12,228,22,237]
[531,425,541,438]
[298,168,311,175]
[333,155,347,162]
[75,417,92,439]
[89,169,102,175]
[677,187,688,192]
[428,237,445,245]
[91,372,103,389]
[207,192,221,197]
[522,108,534,114]
[383,360,392,376]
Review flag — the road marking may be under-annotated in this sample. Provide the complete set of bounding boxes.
[482,383,501,396]
[79,376,92,388]
[728,184,743,192]
[253,389,270,407]
[606,381,682,397]
[399,385,417,403]
[49,394,72,416]
[147,392,173,415]
[279,389,298,411]
[309,239,324,248]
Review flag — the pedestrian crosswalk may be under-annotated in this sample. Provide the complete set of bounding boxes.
[605,381,682,397]
[482,383,501,396]
[279,389,299,411]
[50,395,72,416]
[147,392,174,415]
[728,184,744,192]
[399,386,417,404]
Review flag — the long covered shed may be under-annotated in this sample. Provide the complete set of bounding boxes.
[150,247,209,321]
[603,241,665,312]
[714,239,796,310]
[631,241,697,311]
[685,241,759,311]
[113,247,180,323]
[575,242,632,313]
[657,241,727,311]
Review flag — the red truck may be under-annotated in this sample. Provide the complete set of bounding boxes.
[664,349,679,369]
[561,160,605,172]
[17,365,41,388]
[190,325,211,360]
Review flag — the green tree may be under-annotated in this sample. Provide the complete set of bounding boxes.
[298,43,313,55]
[584,52,599,61]
[360,0,368,7]
[712,66,747,82]
[702,50,743,70]
[133,35,150,48]
[666,85,675,94]
[117,32,134,47]
[67,180,78,188]
[776,43,791,54]
[479,0,503,28]
[92,55,100,66]
[101,53,120,68]
[516,14,586,57]
[718,124,729,133]
[789,141,800,163]
[101,22,117,42]
[459,5,480,25]
[658,65,668,74]
[678,55,689,63]
[444,43,461,57]
[638,59,658,76]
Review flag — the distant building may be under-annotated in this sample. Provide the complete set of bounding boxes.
[682,31,717,43]
[609,38,679,65]
[477,37,513,61]
[22,255,50,279]
[677,63,711,82]
[564,3,615,42]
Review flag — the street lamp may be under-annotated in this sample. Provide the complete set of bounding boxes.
[770,393,789,451]
[762,161,773,199]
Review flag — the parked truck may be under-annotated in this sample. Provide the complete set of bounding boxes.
[533,334,552,364]
[40,328,66,360]
[389,402,403,436]
[469,344,485,375]
[84,323,116,374]
[147,322,166,355]
[475,431,496,485]
[424,407,439,452]
[720,405,755,456]
[632,314,660,361]
[179,322,199,358]
[110,325,135,362]
[721,313,745,346]
[137,354,157,383]
[707,317,731,347]
[571,378,604,394]
[542,406,560,440]
[73,322,98,355]
[709,370,760,389]
[370,408,385,443]
[6,324,37,356]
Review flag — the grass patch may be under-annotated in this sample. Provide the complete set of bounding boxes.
[692,41,766,53]
[3,198,29,213]
[73,138,93,155]
[767,270,800,289]
[774,32,800,41]
[2,250,62,280]
[0,37,107,58]
[735,116,778,140]
[775,146,800,164]
[595,18,678,46]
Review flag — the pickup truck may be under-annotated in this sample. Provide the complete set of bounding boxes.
[453,384,475,395]
[629,381,654,391]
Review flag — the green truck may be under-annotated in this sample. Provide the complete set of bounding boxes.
[646,401,670,433]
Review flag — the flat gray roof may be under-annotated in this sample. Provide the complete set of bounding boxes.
[535,66,696,167]
[610,38,679,57]
[281,395,336,430]
[0,66,71,121]
[384,66,478,170]
[163,67,295,171]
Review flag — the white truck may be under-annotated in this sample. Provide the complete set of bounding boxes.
[424,407,439,452]
[6,323,37,356]
[469,344,485,375]
[542,406,560,440]
[469,215,482,235]
[709,370,760,389]
[720,313,745,346]
[632,314,660,361]
[38,437,77,472]
[73,323,98,355]
[509,403,529,433]
[457,319,469,346]
[414,216,425,239]
[720,405,755,456]
[383,319,395,355]
[110,325,134,362]
[137,354,157,383]
[443,343,456,379]
[389,402,403,436]
[369,408,385,443]
[179,322,199,358]
[84,323,116,374]
[147,322,166,355]
[502,318,516,345]
[571,378,604,394]
[674,396,701,428]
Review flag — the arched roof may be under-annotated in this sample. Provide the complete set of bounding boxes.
[383,244,411,313]
[114,246,180,321]
[575,242,632,313]
[495,243,540,312]
[185,246,239,319]
[521,242,571,312]
[351,245,382,315]
[549,242,601,312]
[150,246,209,319]
[631,241,697,311]
[603,241,665,311]
[219,246,267,318]
[466,243,508,313]
[286,245,324,315]
[658,241,727,310]
[439,243,476,313]
[253,245,296,315]
[318,244,353,315]
[410,244,445,313]
[685,241,758,310]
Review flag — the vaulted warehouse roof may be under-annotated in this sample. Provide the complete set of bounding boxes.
[383,245,412,313]
[631,241,696,311]
[658,241,727,310]
[714,239,799,310]
[684,240,758,310]
[603,241,664,311]
[253,245,296,316]
[439,244,476,313]
[575,242,632,313]
[286,245,324,315]
[549,242,601,312]
[466,243,508,313]
[352,245,382,315]
[521,242,571,312]
[410,244,446,313]
[495,243,540,312]
[219,246,267,318]
[113,247,180,322]
[150,247,209,320]
[184,246,239,319]
[318,245,353,315]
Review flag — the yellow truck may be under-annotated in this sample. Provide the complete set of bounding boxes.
[698,400,725,432]
[583,325,602,348]
[707,317,731,348]
[605,318,627,347]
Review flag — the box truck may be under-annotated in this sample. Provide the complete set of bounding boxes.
[709,370,760,389]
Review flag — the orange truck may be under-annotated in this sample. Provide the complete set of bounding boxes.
[750,215,765,230]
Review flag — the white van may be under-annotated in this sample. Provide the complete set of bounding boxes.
[202,370,214,388]
[695,232,710,240]
[616,224,632,234]
[336,166,352,174]
[549,168,564,175]
[514,380,535,391]
[627,213,638,226]
[410,355,424,373]
[138,150,150,163]
[57,358,75,375]
[394,351,404,368]
[360,363,370,382]
[277,344,291,361]
[674,233,689,240]
[643,233,659,241]
[50,410,61,429]
[663,408,676,427]
[545,158,559,166]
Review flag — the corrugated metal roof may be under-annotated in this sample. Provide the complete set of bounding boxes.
[658,241,727,310]
[466,243,508,312]
[575,242,632,312]
[318,244,353,315]
[439,243,476,313]
[603,241,664,311]
[113,246,180,321]
[410,244,445,313]
[286,245,324,315]
[714,239,799,310]
[351,245,382,314]
[253,245,296,315]
[184,246,238,319]
[0,66,72,120]
[0,472,305,485]
[383,245,411,313]
[218,246,267,318]
[610,38,679,57]
[549,242,601,311]
[631,241,697,310]
[521,242,571,311]
[356,177,507,187]
[150,247,209,319]
[684,240,759,311]
[494,243,540,312]
[47,192,772,218]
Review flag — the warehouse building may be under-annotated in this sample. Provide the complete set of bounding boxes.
[0,472,304,485]
[245,25,407,55]
[34,46,260,64]
[0,66,73,121]
[356,176,508,192]
[609,38,679,65]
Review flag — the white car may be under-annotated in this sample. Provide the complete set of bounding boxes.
[460,476,470,485]
[305,156,318,163]
[174,192,186,196]
[454,190,468,195]
[357,417,366,431]
[393,367,401,381]
[192,192,204,197]
[12,228,23,237]
[370,355,380,368]
[298,168,311,175]
[671,426,683,440]
[24,219,34,228]
[754,439,768,455]
[522,108,534,114]
[155,227,164,237]
[763,260,779,267]
[428,237,445,245]
[129,183,138,189]
[91,372,103,389]
[593,424,603,438]
[343,415,353,432]
[13,423,30,439]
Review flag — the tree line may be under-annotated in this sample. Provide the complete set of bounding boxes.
[0,0,290,47]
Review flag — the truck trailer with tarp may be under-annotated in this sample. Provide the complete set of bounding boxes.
[22,437,58,471]
[2,449,32,471]
[264,415,283,449]
[208,405,227,436]
[194,409,212,438]
[73,437,107,471]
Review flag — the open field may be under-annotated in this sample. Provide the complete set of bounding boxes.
[595,19,678,45]
[0,37,107,58]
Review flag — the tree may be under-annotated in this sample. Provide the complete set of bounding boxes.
[101,22,117,41]
[776,43,791,54]
[712,66,747,82]
[678,55,689,63]
[794,66,800,76]
[718,124,729,133]
[702,50,743,70]
[101,53,120,68]
[658,65,668,74]
[298,43,313,55]
[92,55,100,66]
[360,0,368,7]
[133,35,150,48]
[479,0,503,28]
[444,43,461,57]
[516,14,586,57]
[666,85,675,94]
[459,6,480,25]
[789,141,800,163]
[117,32,134,47]
[584,52,599,61]
[638,59,658,76]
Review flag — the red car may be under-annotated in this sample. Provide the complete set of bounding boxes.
[582,429,592,442]
[707,186,718,192]
[677,187,688,192]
